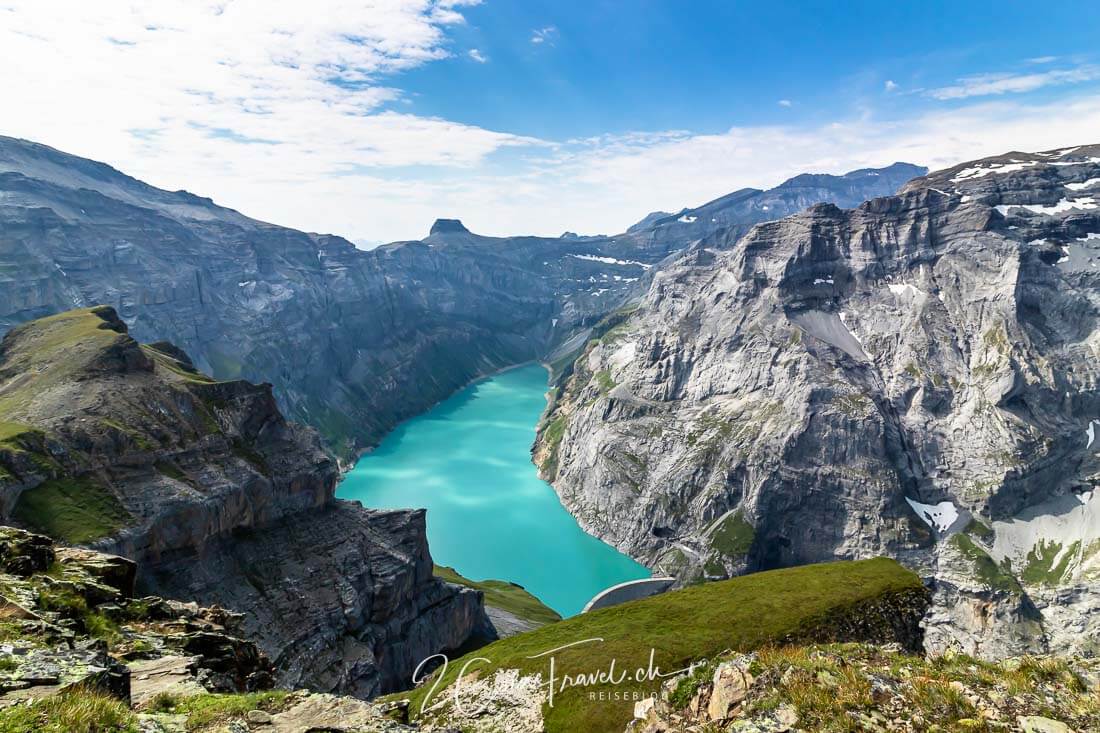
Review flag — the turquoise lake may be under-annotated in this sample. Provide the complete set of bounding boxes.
[337,363,650,617]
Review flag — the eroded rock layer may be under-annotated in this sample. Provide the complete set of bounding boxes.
[538,144,1100,658]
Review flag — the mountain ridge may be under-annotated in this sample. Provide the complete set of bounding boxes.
[535,143,1100,658]
[0,134,921,461]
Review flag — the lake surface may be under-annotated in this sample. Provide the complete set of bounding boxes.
[337,363,650,617]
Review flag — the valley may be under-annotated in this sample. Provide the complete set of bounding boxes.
[2,136,1099,732]
[337,363,649,618]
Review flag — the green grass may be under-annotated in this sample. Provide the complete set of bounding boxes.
[950,534,1021,593]
[709,511,755,558]
[399,558,923,733]
[0,307,130,418]
[34,585,122,644]
[0,688,137,732]
[154,460,190,483]
[1022,539,1079,587]
[142,346,216,384]
[539,414,568,475]
[963,518,995,541]
[12,477,132,545]
[0,421,35,445]
[434,565,561,626]
[229,439,269,473]
[146,691,289,729]
[593,370,616,395]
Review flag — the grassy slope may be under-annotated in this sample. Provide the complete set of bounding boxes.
[434,565,562,627]
[12,477,131,544]
[404,558,923,732]
[0,306,127,417]
[0,308,142,543]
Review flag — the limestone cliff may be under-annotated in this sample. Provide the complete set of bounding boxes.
[538,144,1100,658]
[0,136,920,460]
[0,307,482,696]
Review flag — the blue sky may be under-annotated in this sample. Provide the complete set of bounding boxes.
[400,1,1100,138]
[2,1,1100,243]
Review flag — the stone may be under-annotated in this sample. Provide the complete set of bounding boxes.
[775,704,798,728]
[129,656,207,710]
[707,661,754,721]
[0,528,54,577]
[634,696,656,719]
[56,548,137,598]
[245,709,273,724]
[1018,716,1075,733]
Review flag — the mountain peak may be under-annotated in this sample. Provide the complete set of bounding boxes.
[430,218,470,235]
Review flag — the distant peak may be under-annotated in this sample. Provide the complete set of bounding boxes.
[430,219,469,235]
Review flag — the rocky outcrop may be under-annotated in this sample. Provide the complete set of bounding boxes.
[0,136,920,460]
[629,645,1099,733]
[0,308,483,696]
[0,526,272,706]
[142,505,483,697]
[538,144,1100,658]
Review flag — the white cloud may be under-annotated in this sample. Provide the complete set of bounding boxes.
[0,2,537,178]
[530,26,557,44]
[884,79,898,92]
[928,65,1100,100]
[467,48,487,63]
[229,93,1100,243]
[1,3,1099,245]
[777,99,792,107]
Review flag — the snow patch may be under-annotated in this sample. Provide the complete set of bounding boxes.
[996,197,1098,216]
[678,214,697,223]
[887,282,923,297]
[1087,420,1100,449]
[951,160,1037,182]
[905,497,960,533]
[570,254,652,269]
[1066,178,1100,191]
[990,491,1100,582]
[792,310,868,361]
[813,277,834,285]
[1051,157,1100,166]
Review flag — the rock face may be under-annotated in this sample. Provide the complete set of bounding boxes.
[0,135,921,460]
[538,144,1100,658]
[0,308,482,696]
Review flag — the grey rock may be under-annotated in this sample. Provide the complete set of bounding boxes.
[539,144,1100,657]
[0,135,919,463]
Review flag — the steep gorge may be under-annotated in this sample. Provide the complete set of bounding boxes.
[0,136,921,462]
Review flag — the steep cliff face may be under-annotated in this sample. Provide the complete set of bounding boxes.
[0,136,920,460]
[0,307,482,696]
[538,145,1100,658]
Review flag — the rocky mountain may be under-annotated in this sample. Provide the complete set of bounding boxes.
[0,136,921,460]
[623,162,926,255]
[0,306,483,696]
[536,144,1100,659]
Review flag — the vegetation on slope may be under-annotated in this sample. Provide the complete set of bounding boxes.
[401,558,926,732]
[435,565,561,626]
[0,689,137,733]
[647,642,1099,732]
[12,477,131,544]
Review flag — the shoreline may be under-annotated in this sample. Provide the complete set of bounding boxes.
[335,359,551,478]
